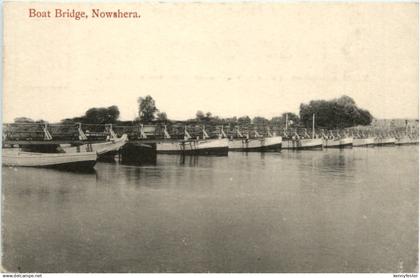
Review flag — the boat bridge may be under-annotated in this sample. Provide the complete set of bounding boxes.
[1,122,284,146]
[3,122,415,146]
[2,122,196,145]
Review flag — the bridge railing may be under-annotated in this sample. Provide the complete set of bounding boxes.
[4,122,417,143]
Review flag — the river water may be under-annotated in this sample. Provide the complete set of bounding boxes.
[1,146,418,273]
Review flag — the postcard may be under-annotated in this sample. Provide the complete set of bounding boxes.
[1,1,418,274]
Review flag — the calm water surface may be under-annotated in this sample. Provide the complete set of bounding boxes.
[2,146,418,272]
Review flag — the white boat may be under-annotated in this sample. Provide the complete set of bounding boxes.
[395,123,418,145]
[2,148,97,170]
[157,138,229,155]
[226,127,282,152]
[157,125,228,155]
[61,134,128,155]
[374,137,396,146]
[282,138,323,150]
[395,136,416,145]
[410,138,419,144]
[229,136,282,152]
[353,137,375,147]
[282,114,323,150]
[323,137,353,148]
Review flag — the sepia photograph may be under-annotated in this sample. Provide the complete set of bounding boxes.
[1,1,419,274]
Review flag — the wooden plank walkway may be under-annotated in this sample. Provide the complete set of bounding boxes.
[2,122,282,145]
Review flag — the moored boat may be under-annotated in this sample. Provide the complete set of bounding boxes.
[91,134,128,155]
[61,134,128,156]
[156,126,228,156]
[410,137,419,144]
[228,128,282,152]
[2,148,97,170]
[353,137,375,147]
[395,136,412,145]
[395,122,419,145]
[322,131,353,148]
[157,138,229,155]
[340,137,354,147]
[282,138,323,150]
[229,136,282,152]
[281,114,323,150]
[350,130,375,147]
[374,137,396,146]
[323,138,353,148]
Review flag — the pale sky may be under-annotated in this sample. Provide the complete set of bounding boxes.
[3,2,419,123]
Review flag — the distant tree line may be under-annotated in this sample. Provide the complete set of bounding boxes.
[133,95,300,127]
[12,94,373,130]
[61,105,121,124]
[299,95,373,129]
[14,117,46,124]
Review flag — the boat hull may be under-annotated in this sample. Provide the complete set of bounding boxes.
[62,134,128,157]
[374,137,396,146]
[45,160,97,171]
[353,138,375,147]
[395,137,417,145]
[410,139,419,145]
[157,139,229,156]
[228,136,282,152]
[282,138,323,150]
[323,137,353,148]
[2,149,97,170]
[92,134,128,155]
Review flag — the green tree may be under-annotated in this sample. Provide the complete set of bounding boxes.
[252,116,269,126]
[238,116,251,126]
[107,105,120,122]
[61,117,84,124]
[60,106,120,124]
[196,110,205,121]
[14,117,34,123]
[299,95,373,129]
[138,95,158,122]
[84,106,120,124]
[222,117,237,125]
[281,112,300,128]
[157,112,168,122]
[270,116,283,126]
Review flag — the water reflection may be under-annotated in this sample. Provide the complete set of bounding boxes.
[178,155,200,167]
[2,146,418,272]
